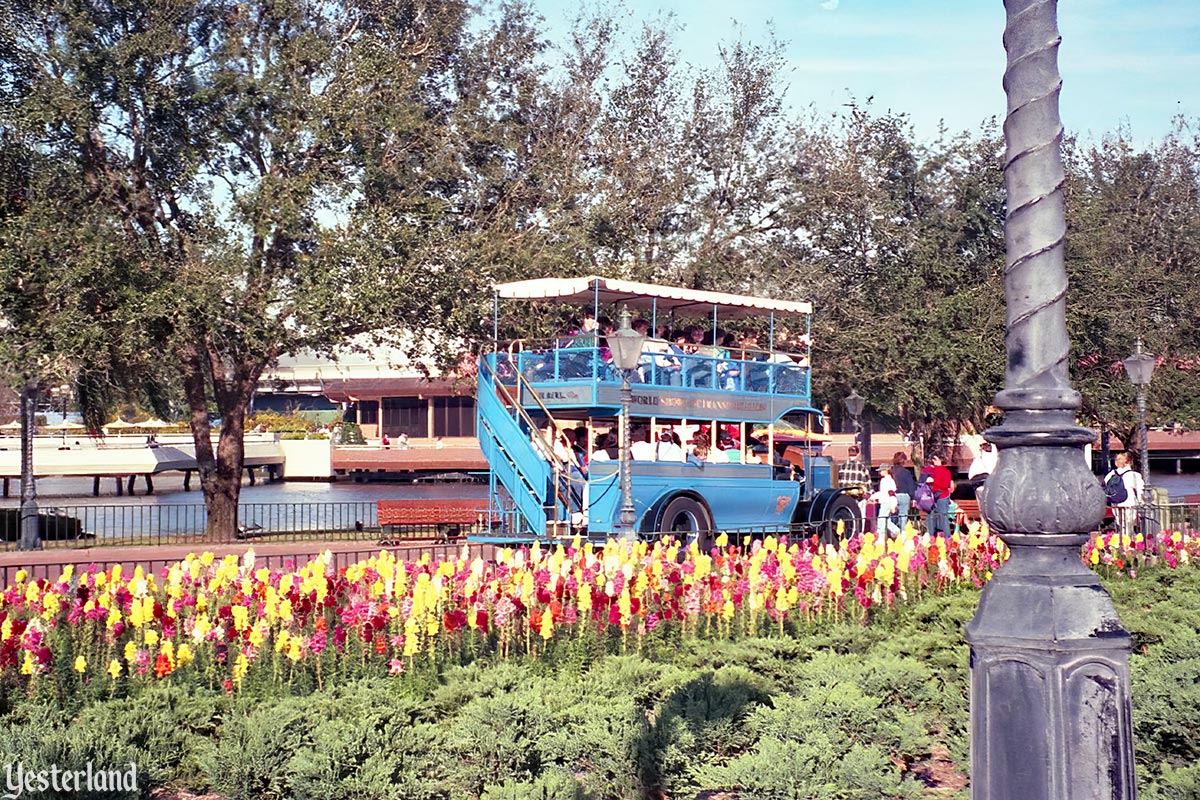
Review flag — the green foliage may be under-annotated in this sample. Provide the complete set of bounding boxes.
[3,571,1200,798]
[247,409,318,434]
[339,421,366,445]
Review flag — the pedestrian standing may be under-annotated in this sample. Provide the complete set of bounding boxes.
[871,464,900,540]
[837,445,871,520]
[923,454,954,537]
[890,451,917,533]
[1105,451,1145,536]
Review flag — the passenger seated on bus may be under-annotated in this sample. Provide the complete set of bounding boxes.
[590,432,619,462]
[718,331,741,389]
[560,313,601,379]
[768,338,808,393]
[633,318,681,385]
[718,434,743,463]
[740,334,771,392]
[685,326,719,387]
[630,426,656,461]
[654,429,686,462]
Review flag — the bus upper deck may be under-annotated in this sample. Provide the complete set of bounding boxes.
[488,276,814,419]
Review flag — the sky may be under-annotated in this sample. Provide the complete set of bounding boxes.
[528,0,1199,145]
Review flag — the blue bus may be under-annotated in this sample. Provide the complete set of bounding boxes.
[476,276,863,547]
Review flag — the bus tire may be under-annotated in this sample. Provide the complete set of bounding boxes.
[656,495,716,553]
[808,490,862,545]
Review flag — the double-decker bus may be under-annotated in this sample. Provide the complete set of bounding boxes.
[476,276,863,547]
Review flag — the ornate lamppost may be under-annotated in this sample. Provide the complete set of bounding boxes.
[607,307,645,540]
[966,2,1136,797]
[1123,337,1156,542]
[49,384,70,445]
[844,389,864,452]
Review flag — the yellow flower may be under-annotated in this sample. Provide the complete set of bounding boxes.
[403,617,420,657]
[248,625,265,648]
[58,564,74,584]
[74,655,87,673]
[176,643,194,666]
[20,651,34,675]
[144,629,159,646]
[124,640,137,664]
[286,637,303,662]
[41,592,62,619]
[232,653,249,686]
[107,659,122,680]
[192,614,212,641]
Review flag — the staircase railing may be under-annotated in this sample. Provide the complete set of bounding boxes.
[476,355,578,535]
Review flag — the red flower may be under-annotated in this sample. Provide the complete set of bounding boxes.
[154,653,173,678]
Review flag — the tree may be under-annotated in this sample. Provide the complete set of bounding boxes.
[1,0,547,537]
[1064,122,1200,453]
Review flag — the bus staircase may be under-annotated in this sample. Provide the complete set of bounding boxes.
[476,356,581,539]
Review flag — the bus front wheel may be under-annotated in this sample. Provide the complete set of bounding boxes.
[657,495,716,553]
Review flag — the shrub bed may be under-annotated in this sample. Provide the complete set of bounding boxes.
[0,527,1197,798]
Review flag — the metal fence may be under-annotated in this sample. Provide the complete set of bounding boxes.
[0,500,479,550]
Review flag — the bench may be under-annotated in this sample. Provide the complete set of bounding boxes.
[376,499,493,544]
[954,499,983,529]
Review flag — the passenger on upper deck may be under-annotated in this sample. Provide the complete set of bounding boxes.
[685,326,720,387]
[633,318,681,386]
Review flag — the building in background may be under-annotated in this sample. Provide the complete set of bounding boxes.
[255,336,477,444]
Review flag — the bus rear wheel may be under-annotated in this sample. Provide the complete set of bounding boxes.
[658,495,716,553]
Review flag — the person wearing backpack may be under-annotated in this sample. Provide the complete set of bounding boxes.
[1104,451,1144,536]
[921,454,955,538]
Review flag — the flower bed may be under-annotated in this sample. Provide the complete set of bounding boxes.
[1,525,1196,692]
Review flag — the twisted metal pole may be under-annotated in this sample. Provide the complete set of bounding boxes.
[967,1,1136,797]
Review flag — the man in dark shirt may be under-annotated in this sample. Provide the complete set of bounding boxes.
[838,445,871,521]
[890,452,918,533]
[838,445,871,491]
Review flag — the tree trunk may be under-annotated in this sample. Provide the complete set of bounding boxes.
[18,381,41,551]
[179,341,265,541]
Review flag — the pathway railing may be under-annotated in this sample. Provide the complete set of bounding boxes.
[0,500,482,550]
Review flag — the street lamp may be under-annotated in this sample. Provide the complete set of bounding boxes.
[844,389,864,453]
[1123,337,1156,541]
[49,384,71,445]
[966,3,1136,796]
[607,307,645,540]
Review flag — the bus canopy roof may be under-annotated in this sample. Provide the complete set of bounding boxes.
[494,276,811,318]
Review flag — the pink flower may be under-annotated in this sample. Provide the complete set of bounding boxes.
[389,658,404,675]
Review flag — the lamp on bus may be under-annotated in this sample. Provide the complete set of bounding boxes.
[1123,337,1156,544]
[609,307,646,539]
